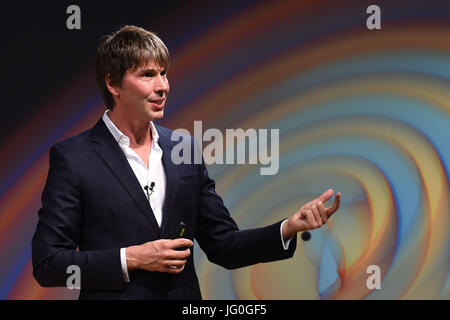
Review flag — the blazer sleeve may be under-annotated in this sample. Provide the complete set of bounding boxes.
[31,143,124,291]
[194,160,297,270]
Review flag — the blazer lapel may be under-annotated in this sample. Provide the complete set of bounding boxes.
[156,125,180,239]
[90,119,161,236]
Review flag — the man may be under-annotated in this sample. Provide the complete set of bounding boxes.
[32,25,341,299]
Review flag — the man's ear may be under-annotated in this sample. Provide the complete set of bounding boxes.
[105,74,120,98]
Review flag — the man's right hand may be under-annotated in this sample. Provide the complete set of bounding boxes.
[125,238,193,274]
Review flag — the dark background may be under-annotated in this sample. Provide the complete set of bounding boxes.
[0,0,252,145]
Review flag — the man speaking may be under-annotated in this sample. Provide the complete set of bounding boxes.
[32,25,341,299]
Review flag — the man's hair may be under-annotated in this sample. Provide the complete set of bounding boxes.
[96,25,170,109]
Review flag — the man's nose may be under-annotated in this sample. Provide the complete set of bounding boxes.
[154,74,169,96]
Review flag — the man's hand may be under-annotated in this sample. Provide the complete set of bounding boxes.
[282,189,341,240]
[126,238,193,274]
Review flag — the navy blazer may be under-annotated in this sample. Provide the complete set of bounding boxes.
[32,118,296,299]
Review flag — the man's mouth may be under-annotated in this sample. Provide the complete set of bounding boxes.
[149,98,165,109]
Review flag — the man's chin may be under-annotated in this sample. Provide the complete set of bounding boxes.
[149,110,164,121]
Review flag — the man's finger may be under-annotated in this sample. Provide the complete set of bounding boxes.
[316,201,328,223]
[167,264,185,274]
[310,206,323,226]
[165,259,186,268]
[169,248,191,260]
[302,209,317,228]
[165,261,187,274]
[325,192,341,217]
[318,189,334,203]
[316,201,327,223]
[170,238,193,249]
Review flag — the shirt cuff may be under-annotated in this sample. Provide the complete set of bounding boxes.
[120,247,130,283]
[280,219,293,250]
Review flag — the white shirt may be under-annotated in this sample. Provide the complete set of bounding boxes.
[102,110,291,283]
[103,110,166,282]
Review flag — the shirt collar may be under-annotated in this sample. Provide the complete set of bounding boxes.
[102,109,160,147]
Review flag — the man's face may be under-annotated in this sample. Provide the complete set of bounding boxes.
[114,61,170,122]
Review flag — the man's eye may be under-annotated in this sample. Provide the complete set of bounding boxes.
[143,70,167,77]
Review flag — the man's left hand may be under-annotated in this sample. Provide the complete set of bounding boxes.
[282,189,341,240]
